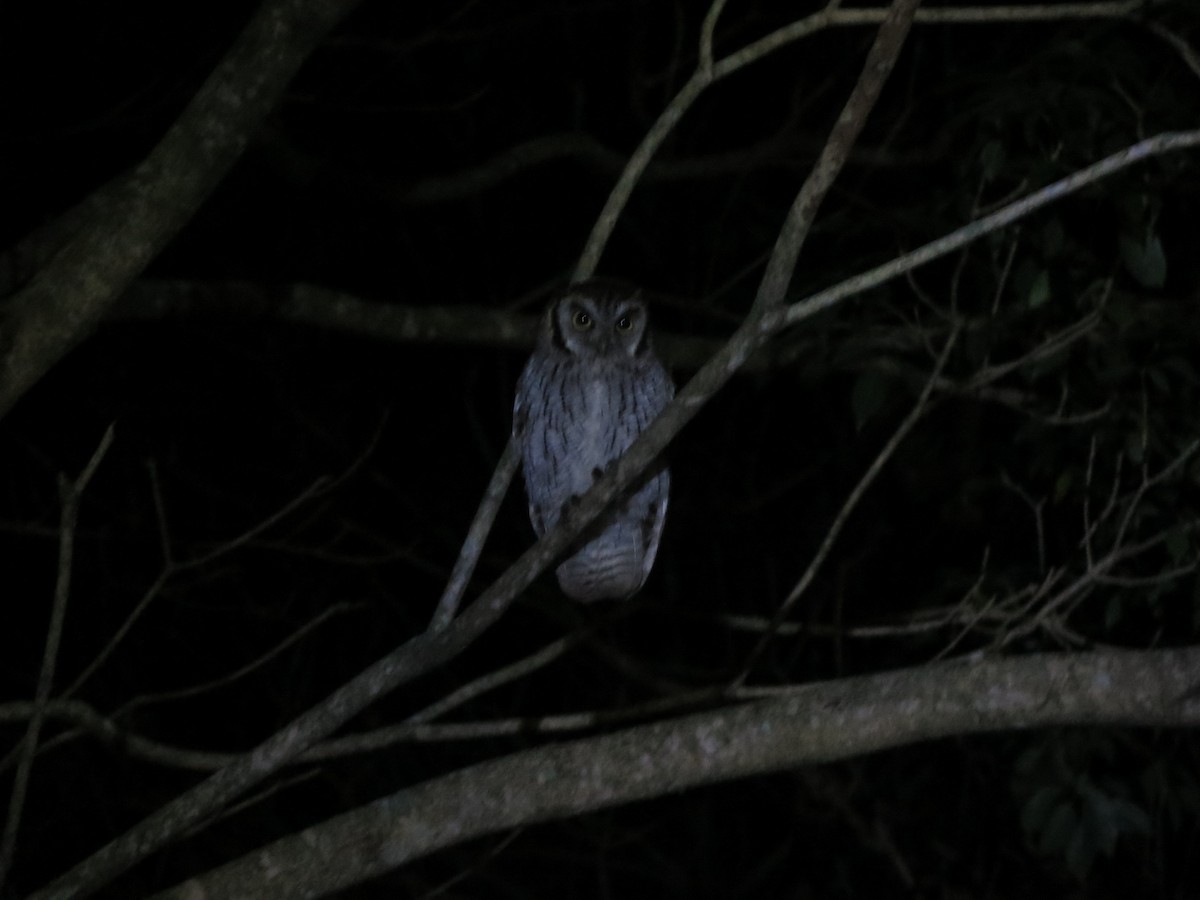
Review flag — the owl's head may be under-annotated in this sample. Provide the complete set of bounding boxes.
[544,280,653,361]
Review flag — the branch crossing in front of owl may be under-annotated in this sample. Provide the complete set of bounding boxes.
[513,279,674,601]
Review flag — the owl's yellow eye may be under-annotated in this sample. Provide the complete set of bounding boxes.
[572,309,593,330]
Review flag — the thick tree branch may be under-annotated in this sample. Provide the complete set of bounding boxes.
[753,0,921,312]
[113,279,541,353]
[0,0,362,420]
[154,647,1200,899]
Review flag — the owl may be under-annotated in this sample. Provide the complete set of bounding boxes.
[513,280,674,601]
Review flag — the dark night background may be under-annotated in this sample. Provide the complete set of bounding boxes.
[1,1,1199,897]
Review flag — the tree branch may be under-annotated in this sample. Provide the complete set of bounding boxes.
[153,646,1200,899]
[0,426,113,891]
[0,0,362,420]
[573,0,1139,279]
[753,0,921,311]
[781,130,1200,329]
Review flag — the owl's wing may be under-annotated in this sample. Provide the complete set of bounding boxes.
[528,499,548,536]
[635,359,675,430]
[638,470,669,585]
[513,367,553,536]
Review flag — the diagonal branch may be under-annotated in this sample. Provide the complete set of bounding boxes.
[428,439,521,631]
[0,0,363,421]
[753,0,921,312]
[781,130,1200,329]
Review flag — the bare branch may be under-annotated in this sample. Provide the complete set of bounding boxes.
[113,280,541,353]
[1145,20,1200,81]
[783,130,1200,329]
[736,327,957,685]
[152,646,1200,900]
[573,0,1140,279]
[0,0,363,420]
[569,0,734,279]
[0,425,114,890]
[0,700,235,774]
[754,0,922,311]
[429,439,520,631]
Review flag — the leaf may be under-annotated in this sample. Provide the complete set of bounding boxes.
[1119,232,1167,289]
[850,370,890,431]
[1027,269,1051,309]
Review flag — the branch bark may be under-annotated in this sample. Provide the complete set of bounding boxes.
[153,646,1200,899]
[0,0,362,421]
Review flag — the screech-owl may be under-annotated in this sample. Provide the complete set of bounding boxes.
[513,280,674,602]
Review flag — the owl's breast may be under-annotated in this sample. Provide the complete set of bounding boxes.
[578,375,614,456]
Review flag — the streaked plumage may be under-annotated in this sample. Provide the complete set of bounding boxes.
[513,280,673,601]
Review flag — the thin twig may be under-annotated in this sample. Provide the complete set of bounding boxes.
[62,474,333,701]
[572,0,729,280]
[735,329,958,686]
[0,425,114,891]
[65,423,381,701]
[118,602,364,714]
[573,0,1140,279]
[429,438,520,631]
[407,632,580,724]
[782,131,1200,329]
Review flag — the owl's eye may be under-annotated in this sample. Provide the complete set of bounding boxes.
[615,315,633,331]
[572,309,593,330]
